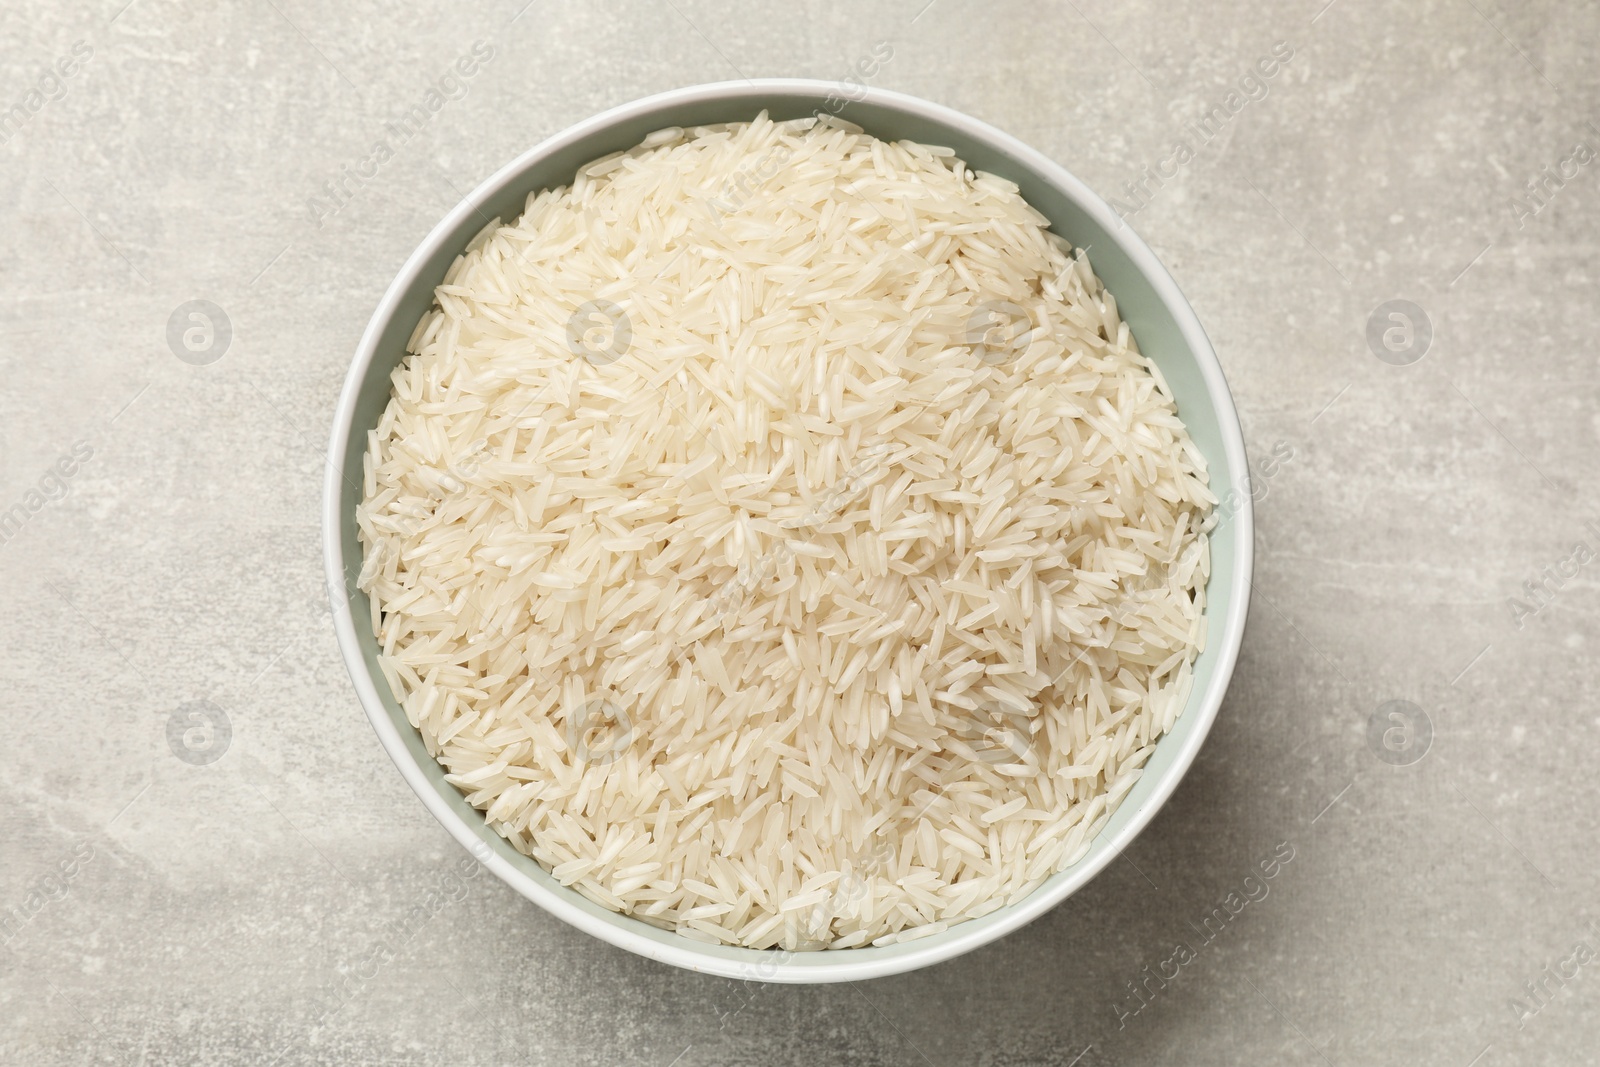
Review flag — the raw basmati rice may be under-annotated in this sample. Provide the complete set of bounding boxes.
[356,112,1213,950]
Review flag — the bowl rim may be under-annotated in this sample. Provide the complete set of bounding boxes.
[323,77,1253,983]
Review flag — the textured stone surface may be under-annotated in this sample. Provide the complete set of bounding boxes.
[3,1,1597,1063]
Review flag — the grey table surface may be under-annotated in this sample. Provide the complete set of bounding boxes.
[4,1,1598,1064]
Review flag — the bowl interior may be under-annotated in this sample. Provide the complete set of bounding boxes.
[328,82,1248,981]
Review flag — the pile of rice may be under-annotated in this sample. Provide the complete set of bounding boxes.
[356,113,1213,950]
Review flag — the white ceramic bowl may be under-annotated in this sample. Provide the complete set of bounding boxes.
[324,79,1252,983]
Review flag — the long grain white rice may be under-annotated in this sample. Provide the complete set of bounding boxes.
[356,113,1213,950]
